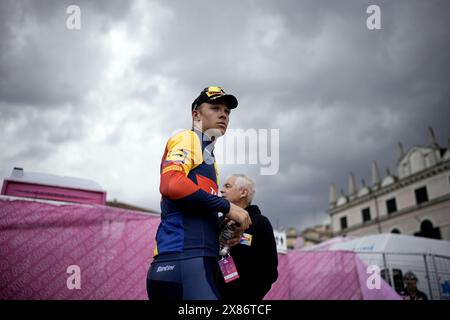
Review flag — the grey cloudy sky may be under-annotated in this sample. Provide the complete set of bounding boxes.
[1,0,449,232]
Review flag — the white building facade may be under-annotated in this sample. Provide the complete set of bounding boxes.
[328,128,450,241]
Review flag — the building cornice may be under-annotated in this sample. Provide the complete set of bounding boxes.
[328,159,450,216]
[332,192,450,236]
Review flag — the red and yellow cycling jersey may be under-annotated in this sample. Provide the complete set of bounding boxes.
[154,129,230,261]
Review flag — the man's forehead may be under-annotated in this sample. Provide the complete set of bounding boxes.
[225,176,236,185]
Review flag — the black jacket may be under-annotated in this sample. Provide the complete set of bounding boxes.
[400,289,428,300]
[218,205,278,300]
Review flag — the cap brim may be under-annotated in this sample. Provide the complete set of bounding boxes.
[209,94,238,109]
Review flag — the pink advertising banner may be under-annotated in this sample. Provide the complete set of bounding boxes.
[265,250,401,300]
[0,198,159,299]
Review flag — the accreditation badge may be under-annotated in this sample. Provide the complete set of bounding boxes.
[218,255,239,283]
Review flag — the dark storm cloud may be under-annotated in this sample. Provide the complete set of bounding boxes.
[0,0,132,107]
[0,104,87,163]
[0,0,134,162]
[137,0,449,131]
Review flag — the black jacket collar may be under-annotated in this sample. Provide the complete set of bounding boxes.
[245,205,261,216]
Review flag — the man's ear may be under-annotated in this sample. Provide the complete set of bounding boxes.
[240,188,248,199]
[192,109,200,122]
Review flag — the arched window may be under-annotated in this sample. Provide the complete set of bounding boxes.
[414,219,442,240]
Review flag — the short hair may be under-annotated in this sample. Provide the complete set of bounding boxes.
[404,271,418,281]
[229,174,256,205]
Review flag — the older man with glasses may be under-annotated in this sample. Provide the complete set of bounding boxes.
[218,174,278,300]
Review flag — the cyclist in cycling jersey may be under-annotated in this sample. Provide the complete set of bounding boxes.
[146,86,251,300]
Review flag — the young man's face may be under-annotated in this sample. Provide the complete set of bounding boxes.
[193,102,231,135]
[220,176,243,204]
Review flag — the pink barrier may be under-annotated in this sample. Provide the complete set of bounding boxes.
[265,251,401,300]
[0,198,159,299]
[0,198,400,300]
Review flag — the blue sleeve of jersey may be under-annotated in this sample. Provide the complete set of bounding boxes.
[177,188,230,214]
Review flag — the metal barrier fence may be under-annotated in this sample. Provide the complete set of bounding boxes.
[354,251,450,300]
